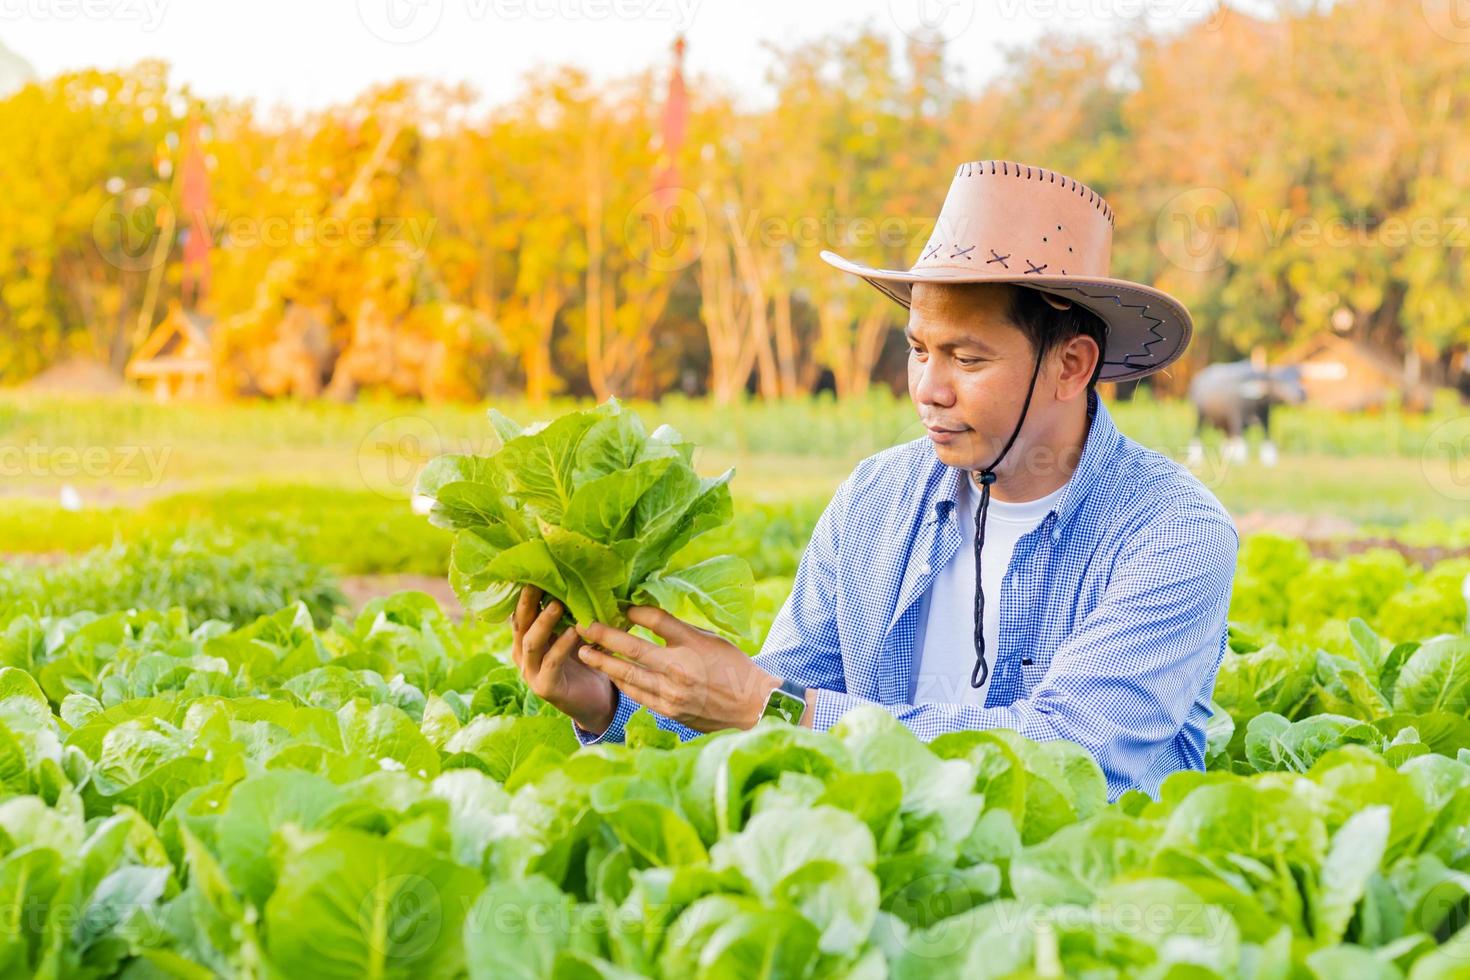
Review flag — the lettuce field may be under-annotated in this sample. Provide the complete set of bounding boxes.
[2,399,1470,978]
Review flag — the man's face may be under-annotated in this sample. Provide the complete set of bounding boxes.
[905,282,1057,475]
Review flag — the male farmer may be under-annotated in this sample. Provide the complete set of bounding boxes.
[510,160,1238,800]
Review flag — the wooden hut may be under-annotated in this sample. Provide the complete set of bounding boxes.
[125,304,217,402]
[1278,333,1412,412]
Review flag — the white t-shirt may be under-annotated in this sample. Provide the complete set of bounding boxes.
[912,473,1068,706]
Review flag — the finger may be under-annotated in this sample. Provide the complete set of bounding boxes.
[513,585,543,635]
[577,644,662,690]
[514,581,543,628]
[626,605,700,643]
[522,599,564,674]
[578,620,665,666]
[540,626,581,676]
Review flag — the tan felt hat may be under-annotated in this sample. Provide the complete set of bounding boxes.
[819,159,1192,382]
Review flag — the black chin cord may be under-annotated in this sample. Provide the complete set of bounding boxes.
[970,345,1047,689]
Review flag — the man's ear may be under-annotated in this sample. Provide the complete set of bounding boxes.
[1055,334,1101,401]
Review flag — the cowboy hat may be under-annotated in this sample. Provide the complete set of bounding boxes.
[819,159,1192,383]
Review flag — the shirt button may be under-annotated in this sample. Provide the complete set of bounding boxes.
[918,562,931,575]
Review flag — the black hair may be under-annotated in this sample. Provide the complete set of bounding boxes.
[1004,285,1109,391]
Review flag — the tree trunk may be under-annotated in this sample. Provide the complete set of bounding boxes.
[817,302,892,400]
[699,236,755,405]
[771,285,800,397]
[724,207,780,400]
[522,290,561,405]
[584,139,608,401]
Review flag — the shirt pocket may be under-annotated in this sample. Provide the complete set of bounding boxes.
[1017,645,1054,693]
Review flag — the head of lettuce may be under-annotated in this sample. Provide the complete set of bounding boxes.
[415,397,779,743]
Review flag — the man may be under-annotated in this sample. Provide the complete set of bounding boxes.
[510,160,1238,801]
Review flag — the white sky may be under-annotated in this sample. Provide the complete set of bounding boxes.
[0,0,1238,113]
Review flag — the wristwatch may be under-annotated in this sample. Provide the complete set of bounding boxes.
[759,676,808,725]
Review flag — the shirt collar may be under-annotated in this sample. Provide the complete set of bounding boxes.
[924,389,1120,533]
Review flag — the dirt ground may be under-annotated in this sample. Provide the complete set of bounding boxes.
[339,574,465,619]
[1231,510,1470,565]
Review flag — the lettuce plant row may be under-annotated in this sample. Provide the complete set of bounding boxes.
[1,590,1470,977]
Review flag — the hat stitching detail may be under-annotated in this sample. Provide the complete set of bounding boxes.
[954,160,1115,226]
[1047,284,1172,365]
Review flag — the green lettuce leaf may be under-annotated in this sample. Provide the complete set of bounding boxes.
[414,399,752,638]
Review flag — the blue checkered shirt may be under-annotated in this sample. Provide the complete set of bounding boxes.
[575,390,1239,801]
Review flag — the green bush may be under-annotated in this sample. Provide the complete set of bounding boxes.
[0,535,345,627]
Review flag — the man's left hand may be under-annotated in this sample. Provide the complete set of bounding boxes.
[575,607,779,733]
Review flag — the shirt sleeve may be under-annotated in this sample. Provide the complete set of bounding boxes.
[571,475,855,746]
[570,686,702,746]
[809,505,1238,800]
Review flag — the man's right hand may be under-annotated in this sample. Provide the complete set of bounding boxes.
[510,584,617,736]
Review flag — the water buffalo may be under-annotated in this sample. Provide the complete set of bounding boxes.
[1186,361,1307,468]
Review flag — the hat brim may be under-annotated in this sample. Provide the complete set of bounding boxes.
[819,249,1192,384]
